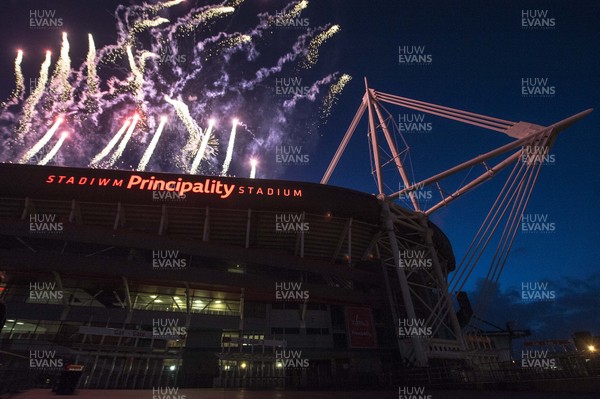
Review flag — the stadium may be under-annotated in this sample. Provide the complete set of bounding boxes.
[0,79,594,393]
[0,160,469,390]
[0,0,597,396]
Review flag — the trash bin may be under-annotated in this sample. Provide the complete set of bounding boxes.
[53,364,84,395]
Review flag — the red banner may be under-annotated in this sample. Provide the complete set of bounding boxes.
[345,307,377,348]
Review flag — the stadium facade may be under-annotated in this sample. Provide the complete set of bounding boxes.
[0,163,490,390]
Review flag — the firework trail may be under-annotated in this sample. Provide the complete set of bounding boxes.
[48,32,72,106]
[90,119,131,166]
[249,158,257,178]
[18,117,63,163]
[283,73,338,108]
[16,50,51,136]
[179,6,235,35]
[321,73,352,119]
[107,113,140,167]
[132,17,169,35]
[163,95,202,154]
[221,119,238,176]
[301,24,340,68]
[190,119,215,174]
[126,46,145,100]
[137,116,167,171]
[86,35,98,94]
[39,131,68,166]
[13,50,25,101]
[240,28,319,91]
[84,34,99,114]
[237,121,255,138]
[268,0,308,26]
[1,0,350,177]
[148,0,185,14]
[140,51,159,72]
[1,50,25,108]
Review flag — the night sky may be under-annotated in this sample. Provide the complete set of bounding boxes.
[0,0,598,342]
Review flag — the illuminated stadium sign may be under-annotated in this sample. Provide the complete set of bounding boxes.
[45,174,302,199]
[0,164,381,222]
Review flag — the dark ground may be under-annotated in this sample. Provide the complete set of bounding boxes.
[9,389,600,399]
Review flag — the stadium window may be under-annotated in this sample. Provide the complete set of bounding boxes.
[271,327,284,335]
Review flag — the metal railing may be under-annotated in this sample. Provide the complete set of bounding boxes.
[396,356,600,388]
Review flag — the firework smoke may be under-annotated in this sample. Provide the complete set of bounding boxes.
[1,0,349,178]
